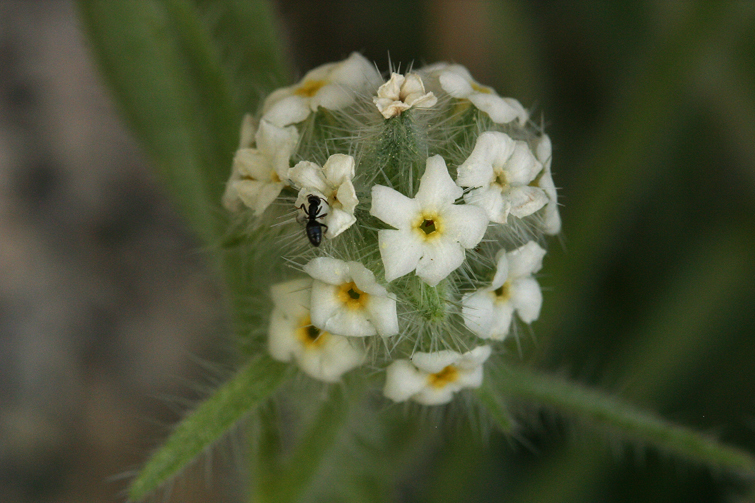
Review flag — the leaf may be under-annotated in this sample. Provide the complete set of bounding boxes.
[490,364,755,475]
[475,381,516,434]
[256,385,351,503]
[77,0,287,245]
[128,356,289,501]
[193,0,292,113]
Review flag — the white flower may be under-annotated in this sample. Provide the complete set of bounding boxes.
[222,119,299,215]
[268,278,365,382]
[383,346,491,405]
[262,52,383,127]
[303,258,399,337]
[370,156,488,286]
[462,241,545,340]
[373,72,437,119]
[289,154,359,239]
[534,135,561,235]
[421,63,528,125]
[456,131,548,224]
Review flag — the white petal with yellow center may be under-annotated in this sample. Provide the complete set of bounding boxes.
[304,258,398,337]
[457,131,548,224]
[426,63,529,125]
[462,242,545,340]
[370,155,488,286]
[268,278,365,382]
[262,53,382,127]
[383,346,492,405]
[223,120,299,215]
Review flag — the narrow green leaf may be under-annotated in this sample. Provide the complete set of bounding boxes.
[128,356,289,501]
[257,385,351,503]
[475,381,516,434]
[491,364,755,475]
[193,0,292,112]
[77,0,240,244]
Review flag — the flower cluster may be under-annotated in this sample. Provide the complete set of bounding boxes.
[224,53,560,405]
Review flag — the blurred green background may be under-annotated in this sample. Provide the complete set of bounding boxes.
[2,0,755,502]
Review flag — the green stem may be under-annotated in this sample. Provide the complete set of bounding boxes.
[255,385,351,503]
[490,364,755,475]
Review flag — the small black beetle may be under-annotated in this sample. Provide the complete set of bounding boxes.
[297,194,329,247]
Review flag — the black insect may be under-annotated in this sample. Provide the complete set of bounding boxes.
[297,194,329,247]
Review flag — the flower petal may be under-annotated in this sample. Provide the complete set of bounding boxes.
[267,308,298,362]
[376,73,405,101]
[456,159,494,189]
[507,241,546,278]
[289,161,330,194]
[326,52,383,93]
[411,350,462,374]
[296,334,365,382]
[304,257,352,285]
[312,83,355,111]
[415,156,463,210]
[261,95,311,127]
[438,69,474,98]
[233,149,269,179]
[469,93,522,124]
[371,185,420,230]
[348,262,388,297]
[503,97,529,125]
[377,229,423,282]
[324,208,356,239]
[415,239,465,286]
[511,277,543,324]
[441,204,488,249]
[457,345,492,369]
[383,360,427,402]
[504,141,541,186]
[462,291,496,339]
[463,186,509,224]
[322,154,355,187]
[235,180,284,216]
[490,250,510,290]
[238,114,257,149]
[412,385,457,405]
[335,179,358,214]
[365,295,399,337]
[318,304,376,337]
[271,278,312,312]
[458,132,516,184]
[308,280,342,330]
[454,366,484,389]
[507,186,549,219]
[488,302,515,340]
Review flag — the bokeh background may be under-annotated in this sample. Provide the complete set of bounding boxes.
[2,1,755,502]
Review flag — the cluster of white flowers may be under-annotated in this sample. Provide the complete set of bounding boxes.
[224,53,560,406]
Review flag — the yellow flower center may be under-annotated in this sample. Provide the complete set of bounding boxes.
[492,170,509,191]
[427,365,460,388]
[296,316,329,348]
[337,282,369,310]
[413,212,444,241]
[493,281,512,303]
[471,82,493,94]
[294,79,327,98]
